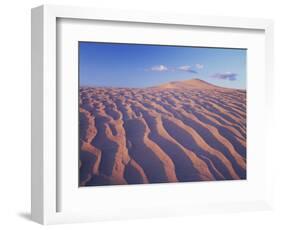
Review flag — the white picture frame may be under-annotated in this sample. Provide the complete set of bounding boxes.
[31,4,274,225]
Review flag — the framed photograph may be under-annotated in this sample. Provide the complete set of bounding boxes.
[31,5,274,224]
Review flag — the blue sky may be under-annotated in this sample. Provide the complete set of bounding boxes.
[79,42,246,89]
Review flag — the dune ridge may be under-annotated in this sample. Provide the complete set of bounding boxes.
[79,79,246,186]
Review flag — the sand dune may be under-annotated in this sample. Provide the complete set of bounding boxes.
[79,79,246,186]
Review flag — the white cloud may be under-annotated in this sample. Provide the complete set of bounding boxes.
[177,65,197,73]
[196,64,204,69]
[148,64,199,73]
[177,65,192,71]
[150,65,168,72]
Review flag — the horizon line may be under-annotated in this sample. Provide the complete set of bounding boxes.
[80,78,246,90]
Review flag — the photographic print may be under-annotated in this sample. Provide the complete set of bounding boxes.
[79,42,246,187]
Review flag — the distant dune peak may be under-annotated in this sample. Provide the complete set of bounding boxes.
[157,78,222,90]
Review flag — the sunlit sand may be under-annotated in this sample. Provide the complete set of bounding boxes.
[79,79,246,186]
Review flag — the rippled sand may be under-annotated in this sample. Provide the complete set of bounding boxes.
[79,79,246,186]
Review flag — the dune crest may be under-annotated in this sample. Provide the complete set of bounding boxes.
[79,79,246,186]
[156,78,226,90]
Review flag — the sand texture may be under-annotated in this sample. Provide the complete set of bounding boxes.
[79,79,246,186]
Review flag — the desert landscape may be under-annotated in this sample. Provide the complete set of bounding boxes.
[79,79,246,186]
